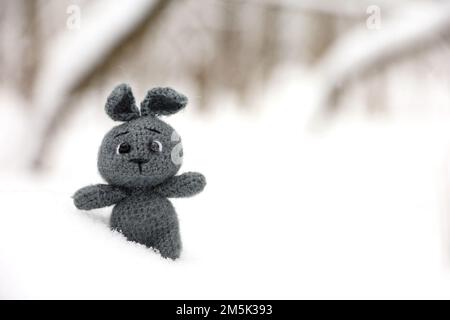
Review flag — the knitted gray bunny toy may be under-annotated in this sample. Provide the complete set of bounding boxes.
[73,84,206,259]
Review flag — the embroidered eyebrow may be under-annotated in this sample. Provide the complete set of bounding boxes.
[114,131,129,138]
[144,127,161,134]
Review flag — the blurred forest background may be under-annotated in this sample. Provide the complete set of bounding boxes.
[2,0,450,298]
[1,0,450,168]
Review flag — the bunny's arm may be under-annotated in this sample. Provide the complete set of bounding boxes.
[154,172,206,198]
[73,184,128,210]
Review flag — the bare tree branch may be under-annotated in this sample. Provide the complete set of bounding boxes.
[231,0,415,18]
[21,0,41,100]
[311,1,450,122]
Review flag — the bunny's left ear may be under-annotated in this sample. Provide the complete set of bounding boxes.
[140,87,187,117]
[105,83,140,121]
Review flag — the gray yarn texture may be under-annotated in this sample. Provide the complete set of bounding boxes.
[73,84,206,259]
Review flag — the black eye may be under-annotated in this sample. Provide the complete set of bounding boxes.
[116,142,131,154]
[149,140,162,153]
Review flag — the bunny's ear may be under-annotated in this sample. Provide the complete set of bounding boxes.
[105,84,140,121]
[140,87,187,117]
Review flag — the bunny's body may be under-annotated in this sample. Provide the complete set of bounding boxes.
[111,190,181,259]
[73,84,205,259]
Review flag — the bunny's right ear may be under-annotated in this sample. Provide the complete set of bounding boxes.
[105,84,140,121]
[140,87,187,117]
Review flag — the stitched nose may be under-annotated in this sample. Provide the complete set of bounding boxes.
[129,158,149,164]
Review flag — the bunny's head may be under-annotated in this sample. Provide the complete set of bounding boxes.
[98,84,186,188]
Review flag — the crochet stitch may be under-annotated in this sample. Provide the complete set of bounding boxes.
[73,84,206,259]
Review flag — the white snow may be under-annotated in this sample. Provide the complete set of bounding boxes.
[1,66,450,299]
